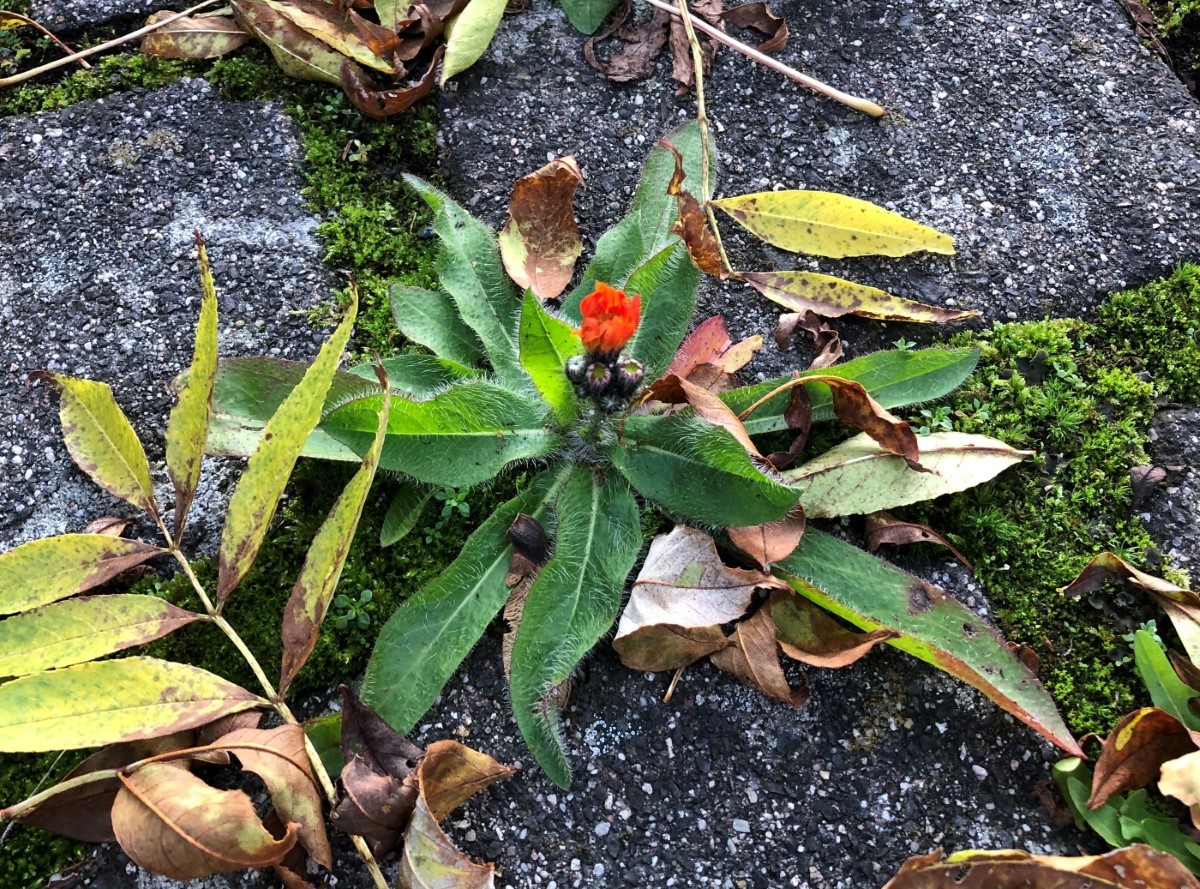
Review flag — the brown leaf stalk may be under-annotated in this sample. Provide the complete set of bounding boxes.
[646,0,886,118]
[151,515,390,889]
[0,0,223,88]
[673,0,733,277]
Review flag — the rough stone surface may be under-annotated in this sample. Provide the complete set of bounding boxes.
[441,0,1200,375]
[28,0,174,31]
[0,78,333,555]
[1143,408,1200,580]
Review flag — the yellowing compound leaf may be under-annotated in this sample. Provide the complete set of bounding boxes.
[787,431,1029,519]
[280,368,390,694]
[113,763,297,879]
[1059,552,1200,665]
[340,48,442,120]
[396,740,515,889]
[710,607,808,707]
[0,595,201,677]
[231,0,344,83]
[166,233,219,541]
[883,845,1200,888]
[217,293,356,604]
[770,589,896,668]
[1088,707,1195,809]
[727,508,806,570]
[441,0,508,84]
[0,534,164,616]
[613,526,787,671]
[744,270,978,323]
[36,373,158,517]
[260,0,397,72]
[0,657,265,752]
[712,190,955,258]
[499,157,585,301]
[141,11,250,58]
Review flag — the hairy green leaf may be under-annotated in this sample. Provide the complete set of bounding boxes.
[0,657,265,752]
[0,534,165,616]
[362,468,570,734]
[607,414,801,527]
[510,468,641,787]
[624,243,700,379]
[405,176,524,387]
[518,292,582,426]
[776,529,1081,757]
[322,381,561,488]
[380,482,434,547]
[721,347,980,436]
[0,595,201,676]
[390,284,485,369]
[217,295,357,604]
[165,236,218,540]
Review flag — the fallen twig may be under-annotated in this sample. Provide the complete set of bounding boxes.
[0,11,92,69]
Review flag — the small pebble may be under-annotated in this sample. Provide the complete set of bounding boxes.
[594,822,611,837]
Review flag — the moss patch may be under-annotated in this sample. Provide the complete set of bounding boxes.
[903,265,1199,737]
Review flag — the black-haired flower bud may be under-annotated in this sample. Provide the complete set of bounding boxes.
[614,357,644,396]
[585,362,612,395]
[565,354,588,383]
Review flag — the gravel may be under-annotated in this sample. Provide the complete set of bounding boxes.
[0,78,333,555]
[1142,408,1200,580]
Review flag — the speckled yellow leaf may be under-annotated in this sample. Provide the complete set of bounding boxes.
[712,190,955,258]
[744,270,977,323]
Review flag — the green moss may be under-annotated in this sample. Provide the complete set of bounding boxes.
[0,53,203,116]
[0,753,85,889]
[906,311,1169,736]
[1097,263,1200,404]
[1147,0,1200,35]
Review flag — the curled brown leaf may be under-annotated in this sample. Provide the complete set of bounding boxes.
[776,310,843,369]
[727,507,805,569]
[1087,707,1195,810]
[499,156,585,302]
[710,606,808,707]
[722,1,788,53]
[769,589,896,668]
[662,140,727,278]
[339,46,443,120]
[865,511,973,570]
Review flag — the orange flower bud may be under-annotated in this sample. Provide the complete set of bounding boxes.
[577,283,641,356]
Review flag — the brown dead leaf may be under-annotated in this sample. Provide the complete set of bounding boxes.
[776,310,843,369]
[499,157,585,301]
[613,526,788,671]
[722,2,788,53]
[395,740,516,889]
[4,733,194,842]
[662,316,761,395]
[662,140,727,278]
[668,0,722,93]
[583,2,670,83]
[1006,641,1041,675]
[1087,707,1195,810]
[113,762,297,879]
[884,844,1200,888]
[769,589,896,668]
[331,686,424,857]
[645,373,764,460]
[710,606,808,707]
[865,511,973,569]
[339,46,443,120]
[82,516,132,537]
[727,507,805,569]
[1159,750,1200,813]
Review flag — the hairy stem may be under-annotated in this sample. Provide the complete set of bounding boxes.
[646,0,887,118]
[0,0,223,88]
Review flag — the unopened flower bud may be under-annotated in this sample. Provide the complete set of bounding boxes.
[565,354,588,383]
[585,362,611,395]
[614,356,644,395]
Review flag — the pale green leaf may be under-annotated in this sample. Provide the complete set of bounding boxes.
[510,468,641,787]
[1135,629,1200,733]
[0,595,202,677]
[390,284,485,369]
[217,294,357,603]
[559,0,621,33]
[0,534,165,616]
[744,270,979,324]
[442,0,508,84]
[712,190,955,258]
[165,236,219,540]
[0,657,265,752]
[380,482,434,547]
[787,431,1030,518]
[518,292,582,426]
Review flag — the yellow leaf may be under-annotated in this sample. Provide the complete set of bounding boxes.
[712,190,955,258]
[744,270,978,323]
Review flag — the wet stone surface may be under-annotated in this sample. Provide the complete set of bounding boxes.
[1143,408,1200,580]
[28,0,173,31]
[0,78,333,554]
